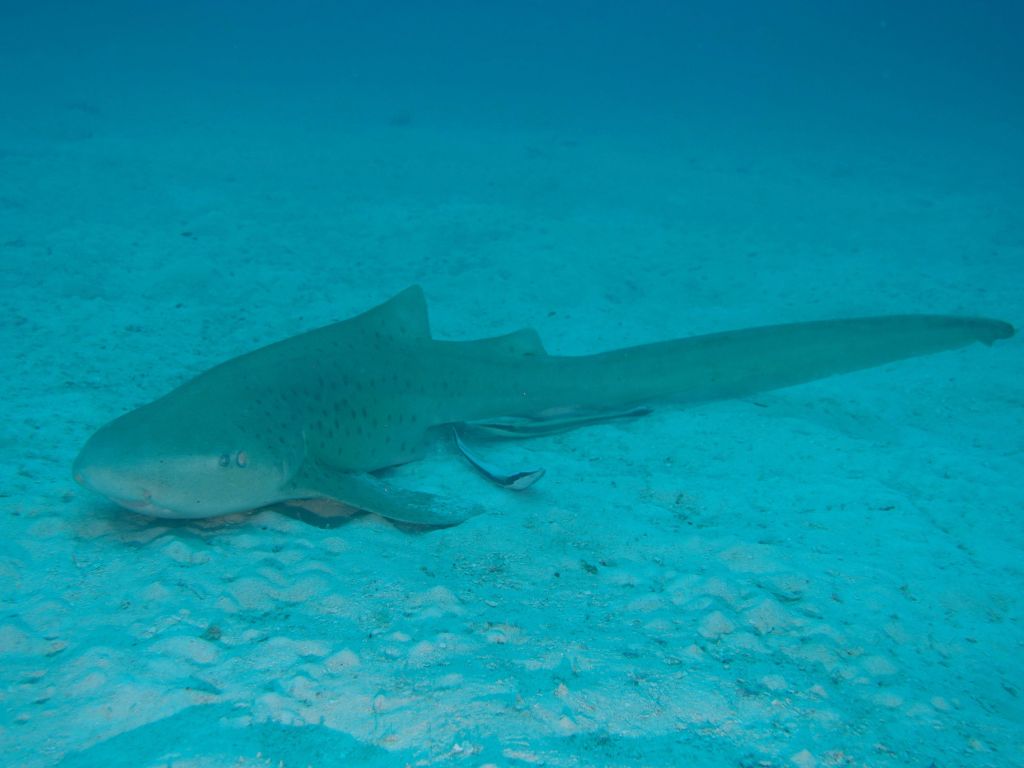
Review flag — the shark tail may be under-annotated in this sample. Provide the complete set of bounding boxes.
[559,314,1014,409]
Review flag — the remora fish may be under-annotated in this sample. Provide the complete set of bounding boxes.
[73,286,1014,525]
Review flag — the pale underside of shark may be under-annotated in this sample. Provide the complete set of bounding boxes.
[73,286,1014,526]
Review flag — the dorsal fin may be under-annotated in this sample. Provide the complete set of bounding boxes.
[469,328,547,356]
[352,285,431,340]
[491,328,547,356]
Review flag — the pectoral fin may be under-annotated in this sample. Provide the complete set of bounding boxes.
[289,463,484,527]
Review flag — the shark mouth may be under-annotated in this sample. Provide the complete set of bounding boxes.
[110,496,177,517]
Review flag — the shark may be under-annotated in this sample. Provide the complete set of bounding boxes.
[73,286,1014,526]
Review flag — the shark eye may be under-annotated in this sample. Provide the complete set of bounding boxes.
[218,453,231,468]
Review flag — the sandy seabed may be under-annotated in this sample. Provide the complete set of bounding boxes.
[1,112,1021,767]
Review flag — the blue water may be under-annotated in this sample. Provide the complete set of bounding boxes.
[2,2,1021,766]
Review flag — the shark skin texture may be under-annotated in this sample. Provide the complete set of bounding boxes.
[73,286,1014,526]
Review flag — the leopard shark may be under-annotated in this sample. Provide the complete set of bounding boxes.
[72,286,1014,525]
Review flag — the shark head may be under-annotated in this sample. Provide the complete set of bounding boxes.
[73,387,306,519]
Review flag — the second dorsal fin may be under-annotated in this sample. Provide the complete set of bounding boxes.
[470,328,547,356]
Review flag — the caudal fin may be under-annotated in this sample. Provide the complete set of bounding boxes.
[568,313,1015,408]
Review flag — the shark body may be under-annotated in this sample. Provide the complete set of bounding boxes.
[73,286,1014,525]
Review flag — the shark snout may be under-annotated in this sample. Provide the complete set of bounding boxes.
[73,454,174,515]
[73,431,154,507]
[73,452,143,500]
